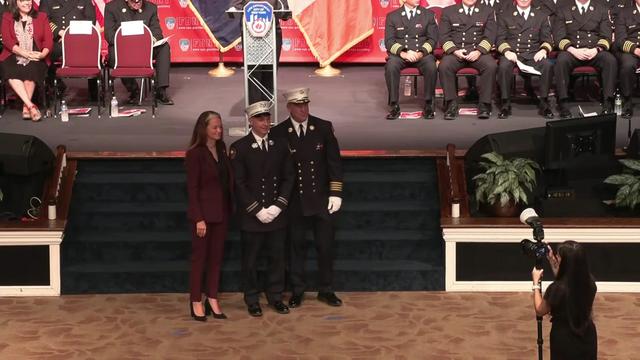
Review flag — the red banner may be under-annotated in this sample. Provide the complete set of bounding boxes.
[111,0,455,63]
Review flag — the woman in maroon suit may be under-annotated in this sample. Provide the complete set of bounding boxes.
[0,0,53,121]
[185,111,233,321]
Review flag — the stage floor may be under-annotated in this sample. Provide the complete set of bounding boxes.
[0,65,636,153]
[0,291,637,359]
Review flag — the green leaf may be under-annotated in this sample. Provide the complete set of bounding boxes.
[620,159,640,173]
[604,174,639,185]
[481,152,504,165]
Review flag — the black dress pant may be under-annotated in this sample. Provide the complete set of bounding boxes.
[384,54,437,105]
[617,52,640,97]
[247,28,282,104]
[554,50,617,100]
[241,227,286,306]
[497,56,553,100]
[288,199,336,295]
[438,53,497,104]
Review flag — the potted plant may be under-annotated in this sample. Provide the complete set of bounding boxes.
[472,152,541,217]
[604,159,640,210]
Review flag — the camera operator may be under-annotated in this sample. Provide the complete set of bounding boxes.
[531,240,598,360]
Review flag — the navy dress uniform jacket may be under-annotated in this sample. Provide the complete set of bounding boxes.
[384,5,438,56]
[496,5,553,59]
[554,0,612,51]
[440,3,497,55]
[230,134,294,232]
[614,2,640,54]
[271,115,343,217]
[39,0,96,41]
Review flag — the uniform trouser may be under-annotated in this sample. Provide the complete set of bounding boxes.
[554,50,617,100]
[498,56,553,101]
[242,227,286,306]
[189,218,228,301]
[438,54,497,104]
[288,199,336,295]
[384,54,437,105]
[247,28,282,104]
[109,42,171,93]
[617,52,640,97]
[50,42,98,95]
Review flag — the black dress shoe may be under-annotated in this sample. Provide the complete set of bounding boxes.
[127,92,140,105]
[498,106,511,119]
[463,87,479,102]
[539,107,554,119]
[423,103,435,119]
[205,300,227,319]
[478,103,491,119]
[317,292,343,307]
[623,107,634,119]
[247,303,263,317]
[558,101,572,119]
[155,91,174,105]
[444,102,458,120]
[601,100,613,115]
[386,104,400,120]
[288,294,303,308]
[190,302,207,322]
[270,301,290,314]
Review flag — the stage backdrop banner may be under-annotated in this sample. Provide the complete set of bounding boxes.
[88,0,455,63]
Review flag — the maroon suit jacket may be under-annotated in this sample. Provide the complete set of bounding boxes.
[185,144,234,223]
[0,11,53,64]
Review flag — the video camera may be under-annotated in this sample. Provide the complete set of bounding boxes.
[519,208,548,269]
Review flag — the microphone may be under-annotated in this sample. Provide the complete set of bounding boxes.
[520,208,544,241]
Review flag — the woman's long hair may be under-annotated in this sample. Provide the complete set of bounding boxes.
[11,0,38,21]
[554,240,597,336]
[188,111,224,151]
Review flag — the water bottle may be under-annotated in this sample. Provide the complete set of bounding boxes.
[403,76,412,97]
[615,93,622,116]
[60,100,69,122]
[111,96,119,117]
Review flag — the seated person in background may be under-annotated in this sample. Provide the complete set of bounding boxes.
[39,0,97,99]
[384,0,439,120]
[495,0,554,119]
[613,0,640,118]
[0,0,53,122]
[104,0,173,105]
[553,0,616,118]
[438,0,498,120]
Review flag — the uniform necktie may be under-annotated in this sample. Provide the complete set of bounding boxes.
[581,6,586,15]
[467,7,472,16]
[521,11,526,19]
[299,124,305,140]
[261,139,267,152]
[408,9,414,20]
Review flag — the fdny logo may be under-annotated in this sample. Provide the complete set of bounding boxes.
[282,38,292,51]
[178,0,189,8]
[379,0,390,7]
[165,17,176,30]
[245,2,273,38]
[179,38,190,51]
[378,39,386,52]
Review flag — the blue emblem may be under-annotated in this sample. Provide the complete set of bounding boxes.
[245,1,273,38]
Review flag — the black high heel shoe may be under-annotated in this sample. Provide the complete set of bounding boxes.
[205,300,227,319]
[190,301,207,322]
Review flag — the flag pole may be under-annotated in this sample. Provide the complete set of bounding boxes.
[209,51,235,77]
[314,63,341,77]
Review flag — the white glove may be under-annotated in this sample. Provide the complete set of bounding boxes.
[265,205,282,219]
[328,196,342,214]
[256,208,273,223]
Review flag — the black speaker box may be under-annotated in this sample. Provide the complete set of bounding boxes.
[0,133,54,218]
[627,129,640,159]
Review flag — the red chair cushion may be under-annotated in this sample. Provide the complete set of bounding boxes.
[110,68,154,78]
[456,68,479,76]
[572,66,597,74]
[400,67,421,75]
[56,67,101,77]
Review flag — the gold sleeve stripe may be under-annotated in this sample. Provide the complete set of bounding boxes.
[540,42,552,52]
[246,201,259,213]
[50,22,57,32]
[423,42,433,54]
[390,43,403,55]
[558,39,571,50]
[479,40,491,52]
[277,196,288,205]
[442,41,456,52]
[597,39,609,50]
[623,40,635,53]
[497,43,511,53]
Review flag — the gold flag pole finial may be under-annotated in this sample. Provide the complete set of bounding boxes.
[209,51,235,77]
[314,63,341,77]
